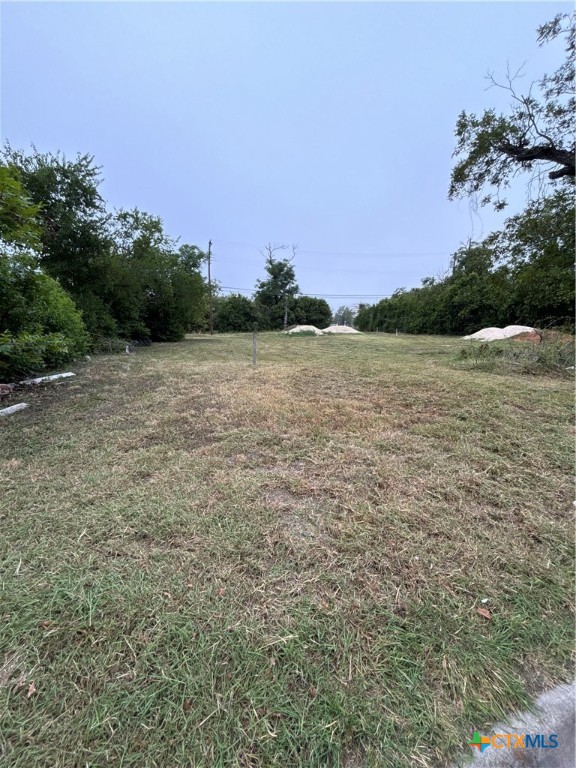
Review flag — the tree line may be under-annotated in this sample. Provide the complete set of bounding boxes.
[0,150,332,380]
[214,244,332,332]
[1,13,572,379]
[1,146,210,379]
[355,190,574,334]
[357,13,574,335]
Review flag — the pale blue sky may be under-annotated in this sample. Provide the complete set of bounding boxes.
[1,1,570,309]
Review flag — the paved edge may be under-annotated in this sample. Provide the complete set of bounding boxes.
[451,681,575,768]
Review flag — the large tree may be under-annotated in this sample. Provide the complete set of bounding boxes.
[3,145,208,342]
[449,12,575,210]
[214,294,262,332]
[111,209,207,341]
[485,190,575,326]
[0,163,88,379]
[1,145,117,336]
[333,306,356,326]
[254,244,300,329]
[353,198,574,335]
[292,296,332,328]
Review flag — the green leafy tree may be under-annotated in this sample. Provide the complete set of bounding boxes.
[0,165,41,250]
[353,304,372,332]
[486,190,575,326]
[0,163,88,380]
[352,203,573,337]
[111,209,207,341]
[1,144,117,336]
[254,244,300,329]
[443,244,509,334]
[449,13,575,210]
[2,146,208,345]
[292,296,332,328]
[332,306,356,326]
[214,294,262,332]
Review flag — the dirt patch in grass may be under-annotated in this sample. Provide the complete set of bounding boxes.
[263,488,333,551]
[0,653,21,689]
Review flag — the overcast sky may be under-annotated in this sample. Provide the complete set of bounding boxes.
[1,1,570,310]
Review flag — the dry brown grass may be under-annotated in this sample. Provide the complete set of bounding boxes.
[0,332,573,767]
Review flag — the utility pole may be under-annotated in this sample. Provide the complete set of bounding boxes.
[283,243,297,330]
[207,239,214,335]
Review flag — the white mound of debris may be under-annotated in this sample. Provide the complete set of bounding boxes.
[322,325,361,334]
[463,325,535,342]
[286,325,324,335]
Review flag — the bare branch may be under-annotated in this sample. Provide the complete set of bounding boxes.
[260,242,288,266]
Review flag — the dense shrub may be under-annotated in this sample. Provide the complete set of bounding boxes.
[0,256,89,380]
[215,294,262,332]
[2,149,209,343]
[292,296,332,328]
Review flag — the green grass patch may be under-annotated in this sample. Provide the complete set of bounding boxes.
[457,332,574,378]
[1,332,573,767]
[285,330,320,337]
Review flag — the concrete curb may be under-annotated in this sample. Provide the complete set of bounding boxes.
[452,682,575,767]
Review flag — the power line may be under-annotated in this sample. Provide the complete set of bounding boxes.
[218,286,394,299]
[211,238,449,258]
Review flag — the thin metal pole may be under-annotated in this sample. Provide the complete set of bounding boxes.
[207,240,214,335]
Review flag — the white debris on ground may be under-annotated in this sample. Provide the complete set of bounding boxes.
[0,403,29,417]
[286,325,324,335]
[19,372,76,385]
[0,371,77,417]
[286,325,362,335]
[322,325,362,334]
[463,325,535,342]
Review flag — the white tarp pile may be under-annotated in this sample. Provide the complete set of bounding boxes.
[286,325,362,335]
[463,325,535,342]
[322,325,361,334]
[286,325,324,335]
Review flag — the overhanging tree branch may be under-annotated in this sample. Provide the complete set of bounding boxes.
[498,142,575,177]
[449,12,575,208]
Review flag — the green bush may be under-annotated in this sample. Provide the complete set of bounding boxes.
[29,273,89,354]
[0,331,76,379]
[292,296,332,328]
[215,294,262,332]
[0,254,89,381]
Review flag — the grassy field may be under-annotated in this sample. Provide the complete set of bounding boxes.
[1,332,573,767]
